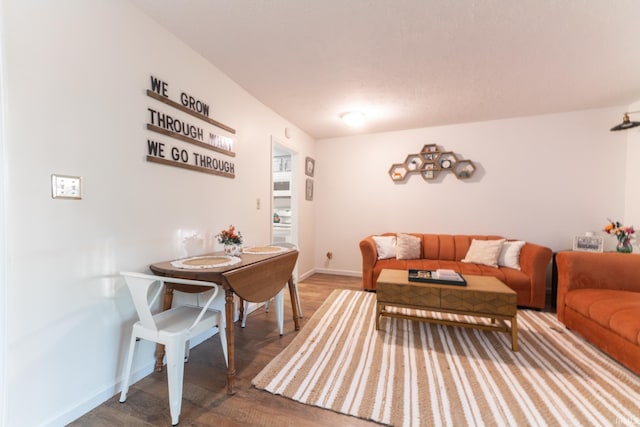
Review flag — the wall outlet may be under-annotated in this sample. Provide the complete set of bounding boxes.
[52,174,82,199]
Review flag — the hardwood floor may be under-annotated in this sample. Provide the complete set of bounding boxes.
[70,274,378,426]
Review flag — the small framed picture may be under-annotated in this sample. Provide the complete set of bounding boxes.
[305,179,314,201]
[305,157,315,177]
[573,235,603,252]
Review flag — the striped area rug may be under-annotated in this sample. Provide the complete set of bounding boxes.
[253,289,640,426]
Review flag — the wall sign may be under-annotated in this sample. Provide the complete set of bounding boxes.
[145,75,237,178]
[389,144,476,182]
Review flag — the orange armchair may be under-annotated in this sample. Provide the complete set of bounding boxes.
[556,251,640,375]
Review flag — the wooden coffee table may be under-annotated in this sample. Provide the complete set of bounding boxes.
[376,269,519,351]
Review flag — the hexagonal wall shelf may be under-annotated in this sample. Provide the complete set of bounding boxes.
[405,154,424,172]
[389,144,476,182]
[453,160,476,179]
[389,163,409,181]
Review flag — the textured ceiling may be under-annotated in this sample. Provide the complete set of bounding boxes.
[131,0,640,139]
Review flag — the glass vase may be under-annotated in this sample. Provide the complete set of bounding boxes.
[616,238,633,253]
[224,243,242,257]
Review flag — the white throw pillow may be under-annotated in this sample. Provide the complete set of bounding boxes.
[372,235,397,259]
[461,239,505,267]
[498,240,526,270]
[396,233,421,260]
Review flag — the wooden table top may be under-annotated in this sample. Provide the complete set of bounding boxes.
[150,249,299,302]
[150,249,290,277]
[377,269,516,295]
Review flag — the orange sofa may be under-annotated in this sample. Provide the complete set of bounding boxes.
[556,251,640,375]
[359,233,552,309]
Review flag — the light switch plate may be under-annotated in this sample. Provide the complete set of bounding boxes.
[51,174,82,199]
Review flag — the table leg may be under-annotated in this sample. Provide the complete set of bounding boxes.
[155,286,175,372]
[238,297,245,324]
[225,288,236,395]
[511,315,519,352]
[287,276,301,331]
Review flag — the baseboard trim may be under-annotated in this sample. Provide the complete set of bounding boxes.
[44,359,156,427]
[312,268,361,277]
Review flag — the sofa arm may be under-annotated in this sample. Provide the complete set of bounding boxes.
[518,242,552,309]
[359,236,379,291]
[556,251,640,321]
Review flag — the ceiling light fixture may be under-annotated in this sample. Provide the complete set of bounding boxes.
[610,111,640,131]
[340,111,366,127]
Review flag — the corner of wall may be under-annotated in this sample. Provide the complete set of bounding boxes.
[0,2,8,423]
[624,100,640,252]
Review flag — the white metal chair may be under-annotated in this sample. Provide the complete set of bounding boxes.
[119,272,228,426]
[241,242,302,334]
[241,288,286,334]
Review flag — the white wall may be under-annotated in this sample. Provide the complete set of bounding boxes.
[624,100,640,252]
[315,108,629,274]
[0,4,7,422]
[1,1,315,425]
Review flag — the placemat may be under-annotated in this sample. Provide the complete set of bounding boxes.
[170,255,241,269]
[242,246,288,254]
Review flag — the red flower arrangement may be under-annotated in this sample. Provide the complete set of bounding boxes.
[217,225,243,245]
[604,219,635,242]
[604,218,635,253]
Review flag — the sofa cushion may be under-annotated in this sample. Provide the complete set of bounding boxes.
[462,239,505,267]
[498,240,525,270]
[610,307,640,345]
[396,233,421,260]
[565,289,640,345]
[372,235,396,259]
